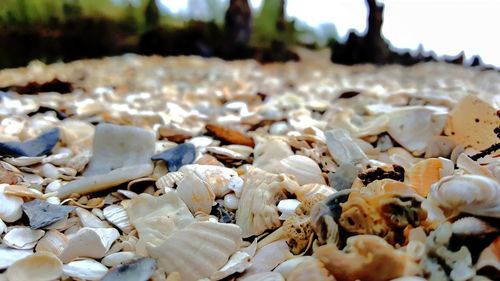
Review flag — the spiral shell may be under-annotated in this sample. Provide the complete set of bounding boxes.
[428,174,500,218]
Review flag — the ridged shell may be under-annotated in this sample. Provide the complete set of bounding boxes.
[292,183,336,202]
[3,227,44,250]
[428,175,500,218]
[155,171,184,191]
[242,240,291,277]
[408,158,444,196]
[211,251,252,280]
[147,221,242,281]
[279,155,326,185]
[103,205,132,233]
[287,258,335,281]
[6,252,62,281]
[0,184,23,223]
[62,259,108,281]
[35,230,68,256]
[59,227,120,263]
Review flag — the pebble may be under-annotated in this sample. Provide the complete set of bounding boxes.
[22,199,75,229]
[0,128,59,157]
[151,143,196,172]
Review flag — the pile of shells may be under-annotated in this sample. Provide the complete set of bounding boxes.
[0,52,499,281]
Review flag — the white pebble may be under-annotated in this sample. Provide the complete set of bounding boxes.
[277,199,301,220]
[45,180,62,193]
[41,163,60,179]
[223,193,239,210]
[226,176,244,198]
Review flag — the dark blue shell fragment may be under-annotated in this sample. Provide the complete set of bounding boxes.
[151,142,196,172]
[22,199,75,229]
[0,127,60,157]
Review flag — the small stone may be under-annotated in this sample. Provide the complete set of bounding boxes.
[101,258,156,281]
[22,199,75,229]
[0,128,60,157]
[151,143,195,172]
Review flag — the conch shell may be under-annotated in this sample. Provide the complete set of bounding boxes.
[427,174,500,218]
[236,166,299,237]
[315,235,421,281]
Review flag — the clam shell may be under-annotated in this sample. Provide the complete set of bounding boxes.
[0,247,33,269]
[155,171,184,191]
[408,158,444,196]
[75,207,110,228]
[428,175,500,218]
[101,251,139,267]
[63,259,108,281]
[0,184,23,222]
[291,183,336,202]
[59,227,120,263]
[325,128,368,166]
[3,227,44,250]
[6,252,63,281]
[35,230,68,256]
[147,221,242,281]
[253,136,294,173]
[279,155,325,185]
[103,205,132,233]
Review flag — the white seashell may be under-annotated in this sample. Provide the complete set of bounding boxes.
[45,180,62,193]
[0,219,6,234]
[63,259,108,281]
[273,256,315,279]
[424,136,456,158]
[451,217,498,235]
[4,156,45,167]
[6,252,63,281]
[116,189,138,198]
[59,227,120,263]
[277,199,301,220]
[0,184,23,222]
[286,258,335,281]
[278,155,325,185]
[147,221,242,281]
[223,193,239,210]
[41,163,61,179]
[253,136,294,173]
[211,251,252,280]
[206,146,248,160]
[101,251,139,267]
[75,207,110,228]
[476,238,499,273]
[177,164,237,214]
[325,128,368,166]
[92,208,106,220]
[43,148,73,166]
[103,205,132,233]
[239,272,285,281]
[46,196,61,205]
[155,171,184,191]
[236,166,299,237]
[428,175,500,218]
[457,153,494,178]
[59,119,94,147]
[290,183,336,202]
[0,247,33,269]
[226,176,244,198]
[3,227,44,250]
[242,240,292,277]
[35,230,68,256]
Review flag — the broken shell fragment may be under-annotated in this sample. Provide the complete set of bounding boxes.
[408,158,444,196]
[155,171,184,191]
[3,227,44,250]
[6,252,63,281]
[102,252,140,267]
[287,258,335,281]
[35,230,68,256]
[205,124,254,147]
[22,199,75,229]
[62,259,108,281]
[101,257,157,281]
[325,128,368,166]
[151,143,196,172]
[253,136,294,173]
[278,155,326,185]
[75,207,110,228]
[0,184,23,222]
[0,127,59,157]
[59,227,120,263]
[0,247,33,270]
[103,204,132,233]
[211,251,252,280]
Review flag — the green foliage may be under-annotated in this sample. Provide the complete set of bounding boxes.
[251,0,297,47]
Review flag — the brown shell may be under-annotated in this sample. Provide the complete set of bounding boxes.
[206,124,254,147]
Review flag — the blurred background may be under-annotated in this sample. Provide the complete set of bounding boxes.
[0,0,498,69]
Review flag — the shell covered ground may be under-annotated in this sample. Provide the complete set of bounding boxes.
[0,51,499,281]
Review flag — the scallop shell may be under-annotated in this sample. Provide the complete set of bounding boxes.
[428,174,500,218]
[59,227,120,263]
[0,184,23,222]
[62,259,108,281]
[147,221,242,281]
[155,171,184,191]
[35,230,68,256]
[236,166,299,237]
[3,227,44,250]
[278,155,326,185]
[103,204,132,233]
[177,164,237,214]
[408,158,444,196]
[6,252,62,281]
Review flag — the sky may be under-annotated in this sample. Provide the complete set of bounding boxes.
[158,0,500,66]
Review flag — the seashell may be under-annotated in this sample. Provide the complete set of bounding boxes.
[151,143,196,172]
[211,251,252,280]
[0,127,59,157]
[3,227,45,249]
[278,155,325,185]
[155,171,184,191]
[445,95,498,150]
[59,227,120,263]
[277,199,300,220]
[273,256,316,279]
[41,163,60,179]
[287,258,335,281]
[59,119,94,147]
[0,218,6,234]
[6,252,62,281]
[62,259,108,281]
[206,146,249,165]
[45,180,62,193]
[101,252,139,267]
[75,207,110,228]
[116,189,138,199]
[0,184,23,222]
[0,161,23,185]
[316,235,421,281]
[408,158,445,196]
[223,193,239,210]
[0,247,33,269]
[3,156,45,167]
[325,128,368,166]
[177,164,238,214]
[126,192,194,255]
[328,163,360,191]
[42,147,73,166]
[428,175,500,218]
[147,221,242,281]
[292,183,336,202]
[22,199,75,229]
[205,124,254,147]
[424,136,456,158]
[476,237,500,275]
[361,179,418,197]
[242,240,292,277]
[226,175,244,198]
[457,153,494,178]
[101,257,157,281]
[158,126,192,143]
[195,154,224,166]
[103,205,132,233]
[236,166,299,237]
[253,136,294,173]
[35,230,68,256]
[239,272,285,281]
[386,147,421,171]
[57,123,155,198]
[3,184,44,200]
[451,217,499,236]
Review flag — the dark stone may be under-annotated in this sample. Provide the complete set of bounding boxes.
[151,143,196,172]
[101,258,156,281]
[0,79,73,95]
[27,106,67,120]
[0,127,60,157]
[338,91,361,99]
[22,199,75,229]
